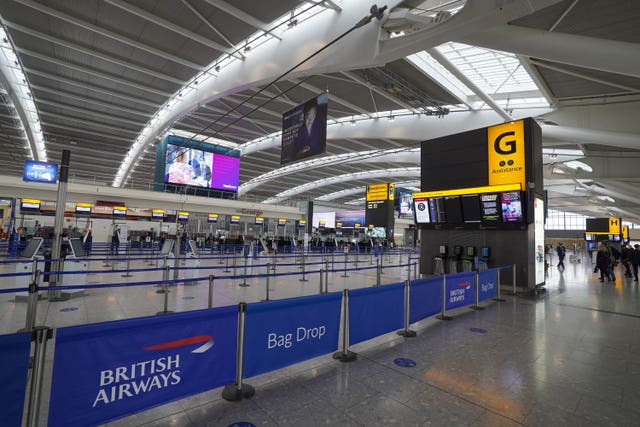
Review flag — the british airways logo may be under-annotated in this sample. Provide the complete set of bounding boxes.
[92,335,213,407]
[449,281,471,303]
[456,281,471,290]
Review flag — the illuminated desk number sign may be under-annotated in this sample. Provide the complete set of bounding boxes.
[112,206,127,216]
[207,214,219,223]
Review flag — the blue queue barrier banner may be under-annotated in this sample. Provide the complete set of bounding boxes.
[49,306,238,427]
[0,332,31,427]
[444,272,476,311]
[478,268,498,302]
[349,282,404,345]
[409,277,443,324]
[243,292,342,378]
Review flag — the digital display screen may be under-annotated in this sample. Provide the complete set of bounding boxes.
[501,191,523,222]
[113,208,127,216]
[230,215,240,224]
[75,204,91,214]
[298,220,306,227]
[23,160,58,184]
[152,210,164,219]
[413,199,430,224]
[481,193,501,223]
[211,153,240,192]
[255,217,264,225]
[21,199,41,210]
[319,221,326,228]
[164,143,240,192]
[444,196,462,224]
[207,214,218,223]
[312,212,335,228]
[428,197,446,223]
[278,219,286,226]
[281,93,328,166]
[177,212,190,221]
[365,227,386,238]
[461,194,481,223]
[335,210,365,228]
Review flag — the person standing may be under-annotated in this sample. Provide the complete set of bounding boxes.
[621,243,633,278]
[596,242,612,282]
[556,242,566,269]
[631,244,640,282]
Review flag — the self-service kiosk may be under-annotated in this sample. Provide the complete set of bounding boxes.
[449,245,463,273]
[61,237,88,298]
[184,240,201,283]
[160,239,176,268]
[434,245,448,275]
[463,246,476,272]
[478,247,490,270]
[15,237,45,301]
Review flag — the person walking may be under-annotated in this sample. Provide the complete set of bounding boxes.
[631,244,640,282]
[596,242,612,282]
[556,242,566,269]
[621,243,633,278]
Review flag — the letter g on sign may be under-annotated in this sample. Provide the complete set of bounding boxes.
[494,131,516,155]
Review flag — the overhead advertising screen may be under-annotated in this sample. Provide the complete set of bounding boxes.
[335,210,365,228]
[413,198,430,224]
[396,188,414,217]
[23,160,58,184]
[211,153,240,192]
[207,213,219,223]
[164,144,240,192]
[534,196,545,286]
[280,92,328,165]
[501,191,523,222]
[428,197,446,223]
[312,212,335,228]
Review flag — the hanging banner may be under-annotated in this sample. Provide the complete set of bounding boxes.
[243,293,341,378]
[478,269,498,302]
[409,277,443,324]
[49,306,238,427]
[349,282,404,345]
[444,272,475,311]
[0,332,31,427]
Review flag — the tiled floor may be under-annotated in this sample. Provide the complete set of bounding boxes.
[3,250,640,426]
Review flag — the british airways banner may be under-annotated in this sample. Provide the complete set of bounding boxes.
[349,282,404,345]
[0,332,31,427]
[478,268,498,302]
[49,306,237,427]
[409,277,443,324]
[243,292,341,378]
[445,272,475,310]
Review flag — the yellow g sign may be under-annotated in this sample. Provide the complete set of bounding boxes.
[487,120,525,189]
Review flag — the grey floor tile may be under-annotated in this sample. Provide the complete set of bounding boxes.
[470,410,523,427]
[345,394,428,426]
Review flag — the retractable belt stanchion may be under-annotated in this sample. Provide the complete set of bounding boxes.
[148,244,155,266]
[264,264,271,301]
[121,243,133,278]
[513,264,517,294]
[157,264,173,315]
[157,256,168,294]
[494,267,506,302]
[341,252,349,278]
[239,254,249,287]
[26,326,52,427]
[223,303,255,401]
[471,271,484,311]
[21,260,40,332]
[319,268,324,294]
[224,253,231,273]
[332,289,357,362]
[208,275,215,308]
[397,279,417,337]
[436,275,452,320]
[376,257,381,286]
[299,253,308,282]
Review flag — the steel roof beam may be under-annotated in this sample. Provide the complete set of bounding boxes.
[39,111,139,134]
[181,0,242,55]
[34,98,147,127]
[3,20,187,85]
[339,71,419,113]
[202,0,281,40]
[104,0,238,56]
[16,47,174,97]
[13,0,204,69]
[42,122,133,142]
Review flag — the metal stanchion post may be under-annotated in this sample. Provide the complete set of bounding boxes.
[263,264,271,301]
[512,264,517,294]
[494,268,506,302]
[414,261,418,280]
[157,256,168,294]
[121,245,133,277]
[376,257,381,286]
[437,275,452,320]
[148,244,155,266]
[397,279,417,337]
[157,264,173,314]
[319,269,324,294]
[407,260,412,282]
[341,253,349,278]
[239,255,250,287]
[332,289,357,362]
[26,326,52,427]
[355,253,359,270]
[224,253,231,273]
[22,264,40,332]
[332,251,335,270]
[208,275,215,308]
[299,253,308,282]
[324,266,329,293]
[380,254,384,275]
[471,271,484,311]
[222,303,255,401]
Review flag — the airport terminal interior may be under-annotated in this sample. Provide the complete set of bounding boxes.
[1,0,640,426]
